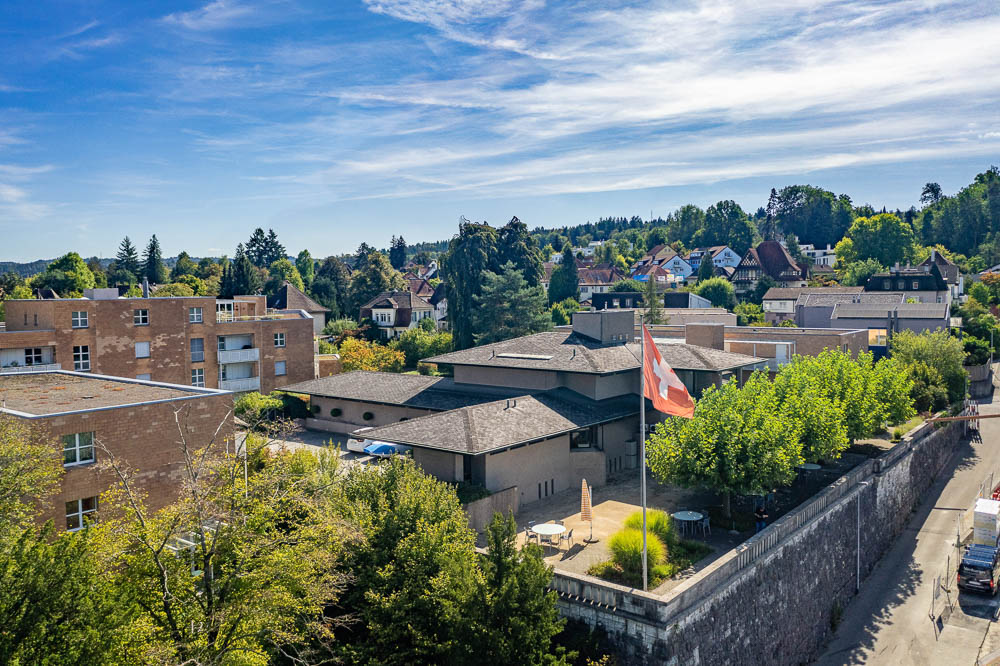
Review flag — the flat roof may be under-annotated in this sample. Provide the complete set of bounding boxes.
[0,371,228,417]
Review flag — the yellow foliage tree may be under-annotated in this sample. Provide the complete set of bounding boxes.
[339,337,404,373]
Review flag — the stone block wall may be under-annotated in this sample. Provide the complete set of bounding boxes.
[555,420,963,665]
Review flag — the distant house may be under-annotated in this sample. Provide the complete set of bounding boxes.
[731,241,808,296]
[591,290,712,311]
[686,246,741,271]
[634,245,694,279]
[267,281,330,335]
[578,264,627,300]
[794,292,904,328]
[761,286,863,325]
[830,302,951,343]
[429,282,448,329]
[359,290,434,340]
[863,262,951,305]
[631,264,684,288]
[918,249,962,300]
[799,243,837,268]
[406,276,435,298]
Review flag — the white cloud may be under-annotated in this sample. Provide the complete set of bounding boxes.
[162,0,256,31]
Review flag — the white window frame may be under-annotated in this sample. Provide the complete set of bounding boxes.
[62,432,95,467]
[189,307,203,323]
[135,341,150,359]
[275,360,287,376]
[66,497,97,532]
[71,311,88,329]
[73,345,90,371]
[190,338,205,363]
[274,332,285,348]
[191,368,205,387]
[133,309,149,326]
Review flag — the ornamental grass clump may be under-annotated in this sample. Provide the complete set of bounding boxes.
[624,509,677,549]
[609,528,665,580]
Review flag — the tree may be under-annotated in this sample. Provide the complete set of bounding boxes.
[473,263,550,345]
[264,258,305,296]
[843,213,916,266]
[34,252,96,296]
[612,278,644,292]
[94,414,345,664]
[115,237,141,279]
[890,329,967,405]
[733,302,766,326]
[784,234,805,264]
[264,229,285,266]
[969,281,991,306]
[222,243,261,297]
[750,274,777,305]
[391,327,452,368]
[389,236,407,270]
[700,200,758,255]
[694,276,736,309]
[547,244,579,305]
[170,251,197,280]
[921,182,943,205]
[774,185,854,247]
[550,303,570,326]
[441,221,500,350]
[760,188,780,241]
[339,337,405,372]
[348,251,406,316]
[840,258,885,287]
[696,254,715,282]
[646,373,803,518]
[142,235,168,285]
[312,256,352,318]
[152,283,195,297]
[643,273,662,325]
[296,249,315,289]
[87,257,108,288]
[497,216,544,288]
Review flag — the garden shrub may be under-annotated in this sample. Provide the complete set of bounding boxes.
[234,392,282,423]
[623,509,677,548]
[609,528,665,577]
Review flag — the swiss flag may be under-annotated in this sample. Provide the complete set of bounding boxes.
[642,325,695,418]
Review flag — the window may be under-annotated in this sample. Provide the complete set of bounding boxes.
[73,345,90,371]
[62,432,95,466]
[189,307,203,323]
[24,348,42,366]
[190,338,204,362]
[897,280,905,290]
[71,311,88,328]
[883,280,891,289]
[66,497,97,531]
[217,336,226,351]
[135,341,150,358]
[274,332,285,347]
[133,309,149,326]
[912,281,920,290]
[136,373,151,380]
[191,368,205,387]
[275,360,287,376]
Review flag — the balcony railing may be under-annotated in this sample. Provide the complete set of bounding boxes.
[0,363,61,374]
[219,376,260,392]
[218,348,260,364]
[216,310,305,323]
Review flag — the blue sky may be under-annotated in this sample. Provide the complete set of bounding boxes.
[1,0,998,261]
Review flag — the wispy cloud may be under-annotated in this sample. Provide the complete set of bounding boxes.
[162,0,263,31]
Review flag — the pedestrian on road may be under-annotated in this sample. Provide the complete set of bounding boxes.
[755,505,768,534]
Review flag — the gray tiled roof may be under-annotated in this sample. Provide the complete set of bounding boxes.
[763,286,863,301]
[267,281,330,313]
[356,388,638,454]
[796,292,904,307]
[426,330,763,373]
[831,302,949,320]
[281,372,521,410]
[361,290,432,310]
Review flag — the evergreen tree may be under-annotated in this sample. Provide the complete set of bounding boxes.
[312,256,352,318]
[264,229,285,266]
[473,262,550,345]
[170,251,197,280]
[219,261,234,298]
[497,216,544,288]
[697,254,715,282]
[643,274,663,325]
[354,242,375,272]
[762,188,780,240]
[441,221,500,350]
[389,235,407,270]
[115,237,141,280]
[295,250,314,289]
[231,243,261,295]
[246,228,269,267]
[546,244,579,305]
[142,235,168,284]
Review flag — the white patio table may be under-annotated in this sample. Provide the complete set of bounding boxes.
[530,523,566,546]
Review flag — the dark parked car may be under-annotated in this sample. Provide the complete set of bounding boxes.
[958,544,1000,595]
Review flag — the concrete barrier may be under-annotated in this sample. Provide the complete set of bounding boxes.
[464,486,519,532]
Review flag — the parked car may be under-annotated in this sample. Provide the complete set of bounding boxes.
[346,428,372,453]
[958,544,1000,595]
[364,442,413,458]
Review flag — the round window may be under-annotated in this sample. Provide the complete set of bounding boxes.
[362,411,374,421]
[330,407,342,418]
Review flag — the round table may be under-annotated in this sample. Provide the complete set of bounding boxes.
[531,523,566,537]
[672,511,703,536]
[798,463,821,471]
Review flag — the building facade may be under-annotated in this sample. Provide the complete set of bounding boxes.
[0,291,315,393]
[0,371,233,529]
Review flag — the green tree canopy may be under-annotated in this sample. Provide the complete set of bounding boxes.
[612,278,644,292]
[839,257,885,287]
[142,235,168,285]
[295,249,314,289]
[547,245,579,305]
[35,252,96,296]
[890,329,967,404]
[348,251,405,316]
[169,251,197,280]
[696,254,715,282]
[843,213,916,266]
[774,185,854,247]
[694,276,736,309]
[115,236,141,279]
[389,235,407,270]
[474,262,551,345]
[442,221,500,349]
[264,258,305,295]
[497,216,544,288]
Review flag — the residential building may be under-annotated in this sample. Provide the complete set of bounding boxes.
[830,302,951,344]
[631,264,684,288]
[918,249,963,300]
[0,371,233,529]
[731,241,808,296]
[578,264,628,301]
[429,282,448,329]
[794,292,904,328]
[591,290,713,311]
[685,246,741,271]
[283,311,763,505]
[799,243,837,267]
[360,290,434,340]
[267,281,330,335]
[863,262,952,305]
[0,290,314,393]
[761,286,863,324]
[403,275,436,299]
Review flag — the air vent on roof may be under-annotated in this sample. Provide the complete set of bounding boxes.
[495,353,553,361]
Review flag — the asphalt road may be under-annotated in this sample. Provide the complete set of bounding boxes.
[817,396,1000,666]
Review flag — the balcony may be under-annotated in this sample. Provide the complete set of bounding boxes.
[218,348,260,364]
[219,376,260,392]
[0,362,61,374]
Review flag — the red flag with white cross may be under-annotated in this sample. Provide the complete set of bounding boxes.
[642,325,695,418]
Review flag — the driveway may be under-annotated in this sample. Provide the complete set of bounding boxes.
[816,395,1000,665]
[237,426,376,468]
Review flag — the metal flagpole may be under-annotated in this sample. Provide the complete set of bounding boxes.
[640,323,648,592]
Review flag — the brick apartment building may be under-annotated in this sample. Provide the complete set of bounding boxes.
[0,289,314,393]
[0,371,233,530]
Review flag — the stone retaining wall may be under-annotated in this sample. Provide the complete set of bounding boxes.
[553,420,963,665]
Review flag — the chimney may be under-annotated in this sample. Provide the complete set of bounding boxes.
[141,278,149,298]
